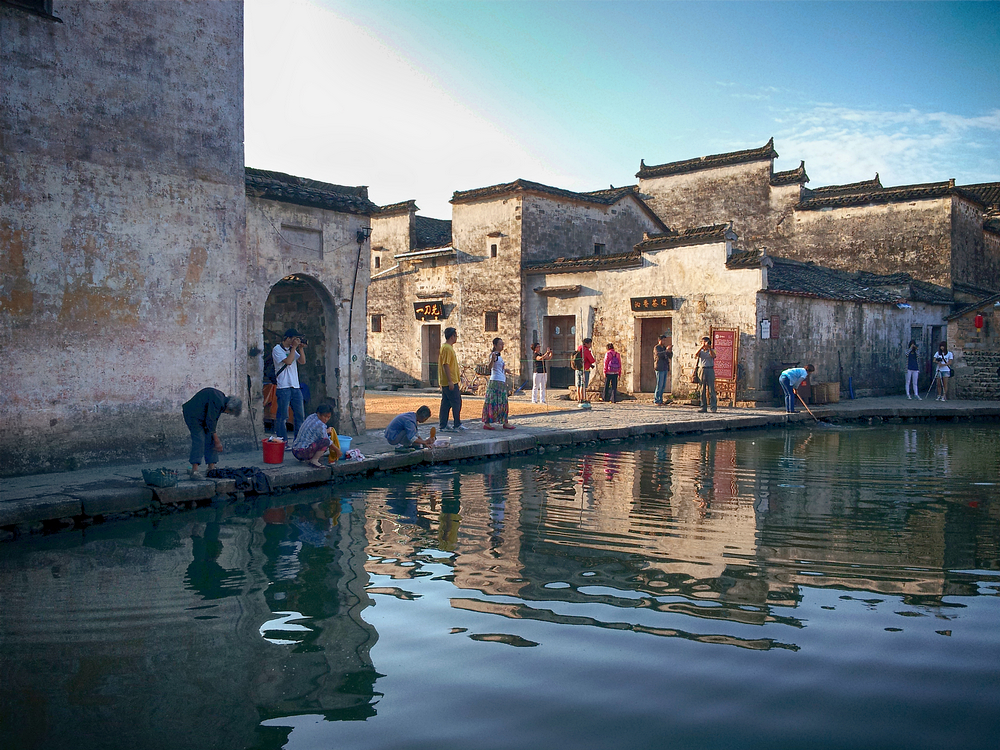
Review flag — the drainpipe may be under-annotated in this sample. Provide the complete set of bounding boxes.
[347,224,372,435]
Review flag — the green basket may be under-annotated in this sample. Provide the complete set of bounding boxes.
[142,468,180,487]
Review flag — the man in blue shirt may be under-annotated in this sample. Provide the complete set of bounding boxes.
[779,365,815,413]
[385,405,434,448]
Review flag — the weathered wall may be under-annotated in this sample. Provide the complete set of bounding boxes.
[785,199,953,286]
[246,197,370,434]
[638,162,775,243]
[521,193,659,264]
[754,296,947,399]
[524,240,762,399]
[0,0,248,476]
[948,302,1000,399]
[951,198,1000,289]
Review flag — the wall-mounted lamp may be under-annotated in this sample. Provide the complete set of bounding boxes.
[357,226,373,246]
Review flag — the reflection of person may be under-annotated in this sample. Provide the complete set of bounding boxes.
[694,336,717,413]
[182,387,242,477]
[438,327,466,431]
[385,405,434,448]
[483,338,515,429]
[530,343,553,404]
[272,328,306,445]
[290,404,334,467]
[778,364,815,413]
[576,338,596,404]
[603,343,622,403]
[653,334,672,405]
[905,340,921,400]
[933,342,953,401]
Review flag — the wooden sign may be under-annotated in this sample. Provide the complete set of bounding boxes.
[711,327,739,405]
[414,301,444,321]
[630,296,673,312]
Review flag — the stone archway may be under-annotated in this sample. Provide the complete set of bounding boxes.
[262,275,340,430]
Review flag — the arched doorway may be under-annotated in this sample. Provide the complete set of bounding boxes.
[262,275,340,430]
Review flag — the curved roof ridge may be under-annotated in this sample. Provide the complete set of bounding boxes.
[636,138,777,179]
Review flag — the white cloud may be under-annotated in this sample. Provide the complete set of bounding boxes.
[244,0,556,217]
[773,105,1000,187]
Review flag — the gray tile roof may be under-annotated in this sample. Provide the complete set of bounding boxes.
[378,199,418,217]
[245,168,379,215]
[770,161,809,187]
[635,224,733,252]
[637,138,778,179]
[960,183,1000,209]
[415,216,452,250]
[523,249,643,275]
[805,174,883,198]
[765,256,953,305]
[452,179,640,206]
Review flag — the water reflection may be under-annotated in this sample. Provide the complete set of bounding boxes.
[1,424,998,749]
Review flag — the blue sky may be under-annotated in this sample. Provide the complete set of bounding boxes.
[245,0,1000,218]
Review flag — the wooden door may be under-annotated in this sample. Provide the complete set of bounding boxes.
[424,325,441,386]
[639,317,671,393]
[545,315,576,388]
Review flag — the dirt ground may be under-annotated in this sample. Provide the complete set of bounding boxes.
[363,390,573,430]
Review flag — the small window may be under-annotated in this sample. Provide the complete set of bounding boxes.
[490,243,498,258]
[485,311,499,332]
[371,315,383,333]
[594,243,605,256]
[373,255,381,270]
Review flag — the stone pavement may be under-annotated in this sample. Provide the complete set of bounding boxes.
[2,395,998,542]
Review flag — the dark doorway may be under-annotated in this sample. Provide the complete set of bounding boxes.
[639,317,671,393]
[262,275,336,430]
[423,325,441,387]
[545,315,576,389]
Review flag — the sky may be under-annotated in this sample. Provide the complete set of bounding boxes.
[244,0,1000,219]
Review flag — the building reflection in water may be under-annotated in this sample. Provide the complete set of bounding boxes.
[1,426,998,748]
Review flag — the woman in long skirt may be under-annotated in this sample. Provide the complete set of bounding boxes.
[482,337,515,430]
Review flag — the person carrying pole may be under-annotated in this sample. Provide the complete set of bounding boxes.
[778,364,815,414]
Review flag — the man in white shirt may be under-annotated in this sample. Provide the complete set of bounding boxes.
[272,328,306,446]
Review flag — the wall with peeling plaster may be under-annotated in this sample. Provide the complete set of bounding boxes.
[0,1,250,476]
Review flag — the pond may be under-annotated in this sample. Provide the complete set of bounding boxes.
[1,423,999,750]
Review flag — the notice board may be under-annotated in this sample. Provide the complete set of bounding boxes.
[711,327,739,405]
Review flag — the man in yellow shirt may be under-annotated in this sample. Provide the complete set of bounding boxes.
[438,327,467,431]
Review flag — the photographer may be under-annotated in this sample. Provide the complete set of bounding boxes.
[905,340,921,400]
[272,328,306,447]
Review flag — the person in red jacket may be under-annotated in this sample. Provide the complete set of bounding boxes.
[575,338,596,404]
[603,343,622,403]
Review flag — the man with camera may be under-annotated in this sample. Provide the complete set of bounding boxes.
[272,328,307,448]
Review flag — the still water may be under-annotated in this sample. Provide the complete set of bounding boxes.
[2,423,999,750]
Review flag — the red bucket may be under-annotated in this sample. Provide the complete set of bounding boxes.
[262,439,285,464]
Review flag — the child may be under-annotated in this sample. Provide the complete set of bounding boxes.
[384,405,435,448]
[290,404,334,468]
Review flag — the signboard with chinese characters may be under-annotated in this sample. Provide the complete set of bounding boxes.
[413,301,444,321]
[630,296,673,312]
[711,327,739,405]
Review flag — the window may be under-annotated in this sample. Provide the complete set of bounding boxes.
[490,243,498,258]
[373,255,381,270]
[485,311,499,332]
[371,315,383,333]
[594,243,605,255]
[910,326,922,343]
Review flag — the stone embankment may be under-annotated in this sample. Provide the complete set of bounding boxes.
[2,396,998,543]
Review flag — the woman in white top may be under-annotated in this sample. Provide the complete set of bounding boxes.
[482,337,515,430]
[933,341,954,401]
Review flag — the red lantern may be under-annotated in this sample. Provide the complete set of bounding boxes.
[975,314,984,333]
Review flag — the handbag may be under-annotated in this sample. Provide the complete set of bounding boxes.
[691,367,700,385]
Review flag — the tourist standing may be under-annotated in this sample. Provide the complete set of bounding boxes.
[694,336,717,413]
[933,341,954,401]
[438,327,467,431]
[905,340,921,400]
[575,338,596,404]
[653,334,672,405]
[603,343,622,403]
[778,364,815,413]
[482,337,515,430]
[272,329,306,446]
[530,342,553,404]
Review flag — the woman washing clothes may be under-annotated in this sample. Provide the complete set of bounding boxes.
[482,337,516,430]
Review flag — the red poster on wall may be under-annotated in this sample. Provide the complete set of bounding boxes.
[711,329,737,380]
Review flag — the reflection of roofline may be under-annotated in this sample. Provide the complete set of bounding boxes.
[395,246,456,261]
[637,138,777,179]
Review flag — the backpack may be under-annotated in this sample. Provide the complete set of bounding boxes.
[572,349,584,371]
